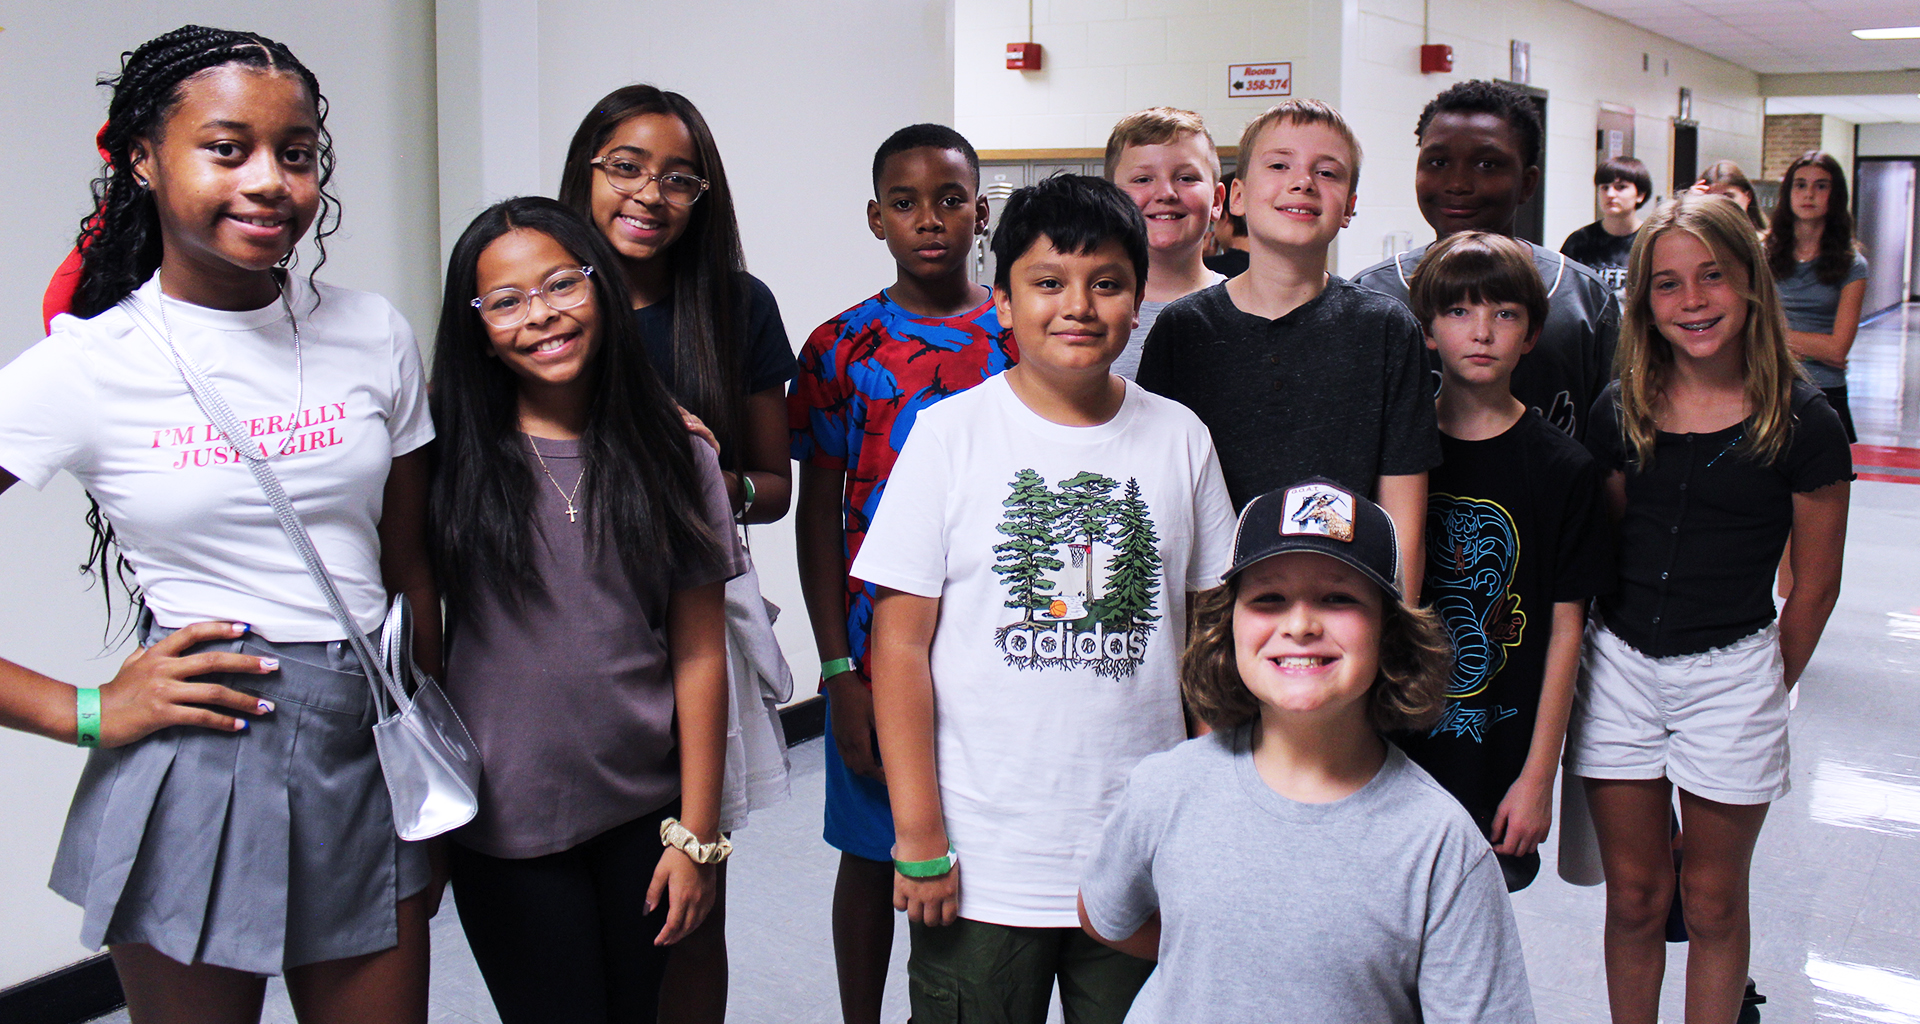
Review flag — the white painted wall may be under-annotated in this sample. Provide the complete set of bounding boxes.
[951,0,1764,277]
[1821,114,1857,180]
[0,2,442,987]
[1337,0,1762,276]
[953,0,1347,150]
[1860,122,1920,157]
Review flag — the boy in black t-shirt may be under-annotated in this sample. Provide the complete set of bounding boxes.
[1137,99,1437,600]
[1395,232,1613,891]
[1560,156,1650,298]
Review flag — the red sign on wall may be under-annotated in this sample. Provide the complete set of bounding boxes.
[1228,62,1292,98]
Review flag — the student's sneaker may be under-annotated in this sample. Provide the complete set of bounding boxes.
[1737,979,1766,1024]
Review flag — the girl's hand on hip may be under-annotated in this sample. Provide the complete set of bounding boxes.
[99,620,277,747]
[894,864,960,927]
[649,846,716,945]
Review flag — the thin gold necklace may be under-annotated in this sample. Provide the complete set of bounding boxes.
[527,437,584,523]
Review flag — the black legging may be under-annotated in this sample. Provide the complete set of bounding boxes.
[449,802,678,1024]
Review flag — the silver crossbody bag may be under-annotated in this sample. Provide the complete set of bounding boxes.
[124,298,481,841]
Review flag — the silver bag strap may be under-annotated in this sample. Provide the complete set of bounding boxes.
[121,298,406,713]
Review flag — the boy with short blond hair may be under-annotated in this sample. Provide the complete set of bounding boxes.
[1136,98,1437,600]
[1103,107,1226,379]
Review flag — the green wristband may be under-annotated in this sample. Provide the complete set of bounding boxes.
[893,845,958,878]
[75,687,102,748]
[821,657,856,680]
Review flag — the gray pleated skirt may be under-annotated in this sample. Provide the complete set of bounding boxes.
[49,622,431,975]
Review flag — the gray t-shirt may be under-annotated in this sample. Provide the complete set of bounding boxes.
[445,436,746,858]
[1113,272,1225,381]
[1777,252,1869,389]
[1081,727,1535,1024]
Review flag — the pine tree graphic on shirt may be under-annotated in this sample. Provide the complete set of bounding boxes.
[992,469,1162,677]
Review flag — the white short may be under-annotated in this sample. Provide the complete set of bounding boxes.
[1566,619,1790,805]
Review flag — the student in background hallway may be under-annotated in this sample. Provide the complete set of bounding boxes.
[789,123,1014,1024]
[1204,172,1252,279]
[558,84,798,1022]
[1353,79,1618,443]
[1692,160,1768,235]
[1561,156,1651,298]
[1767,151,1868,444]
[1103,108,1227,380]
[1569,194,1851,1024]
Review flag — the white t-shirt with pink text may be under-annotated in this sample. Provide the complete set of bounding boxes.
[0,275,432,640]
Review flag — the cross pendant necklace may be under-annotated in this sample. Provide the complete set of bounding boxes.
[527,437,585,524]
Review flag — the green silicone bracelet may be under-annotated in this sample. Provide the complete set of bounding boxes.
[893,845,958,878]
[821,657,856,680]
[75,687,102,748]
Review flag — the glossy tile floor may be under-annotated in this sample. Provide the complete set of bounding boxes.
[95,310,1920,1023]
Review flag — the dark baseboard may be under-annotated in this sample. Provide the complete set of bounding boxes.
[0,953,123,1024]
[0,697,825,1023]
[780,695,825,746]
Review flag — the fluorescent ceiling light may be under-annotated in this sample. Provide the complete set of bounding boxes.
[1852,26,1920,39]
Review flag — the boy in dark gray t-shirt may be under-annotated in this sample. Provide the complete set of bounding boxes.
[1134,99,1438,603]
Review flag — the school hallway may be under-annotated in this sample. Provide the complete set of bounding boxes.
[89,306,1920,1024]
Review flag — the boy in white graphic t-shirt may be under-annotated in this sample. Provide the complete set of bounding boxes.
[852,174,1236,1024]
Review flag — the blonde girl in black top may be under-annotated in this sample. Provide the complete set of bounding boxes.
[1569,193,1850,1024]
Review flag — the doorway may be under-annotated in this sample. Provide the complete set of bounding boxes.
[1511,84,1549,245]
[1854,157,1917,314]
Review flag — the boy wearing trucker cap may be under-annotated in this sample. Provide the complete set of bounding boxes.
[1079,479,1536,1023]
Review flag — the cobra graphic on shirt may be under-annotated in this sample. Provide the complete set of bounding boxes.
[991,469,1162,678]
[1426,492,1526,701]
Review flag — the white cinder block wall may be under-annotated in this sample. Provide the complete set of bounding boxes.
[953,0,1764,278]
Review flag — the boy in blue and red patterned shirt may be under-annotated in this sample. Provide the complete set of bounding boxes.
[789,123,1015,1023]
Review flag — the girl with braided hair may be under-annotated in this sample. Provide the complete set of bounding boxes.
[0,26,438,1023]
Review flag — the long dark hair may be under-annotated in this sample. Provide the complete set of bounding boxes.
[428,197,719,624]
[557,85,749,467]
[73,25,339,626]
[1766,151,1856,286]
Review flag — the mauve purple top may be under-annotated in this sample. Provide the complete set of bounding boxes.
[445,435,744,858]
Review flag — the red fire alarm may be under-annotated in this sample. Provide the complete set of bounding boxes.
[1006,42,1042,70]
[1420,43,1453,74]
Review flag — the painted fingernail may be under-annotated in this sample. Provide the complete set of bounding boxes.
[235,719,249,731]
[257,699,275,714]
[259,658,280,672]
[233,622,251,635]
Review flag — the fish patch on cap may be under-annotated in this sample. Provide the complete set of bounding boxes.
[1281,484,1355,543]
